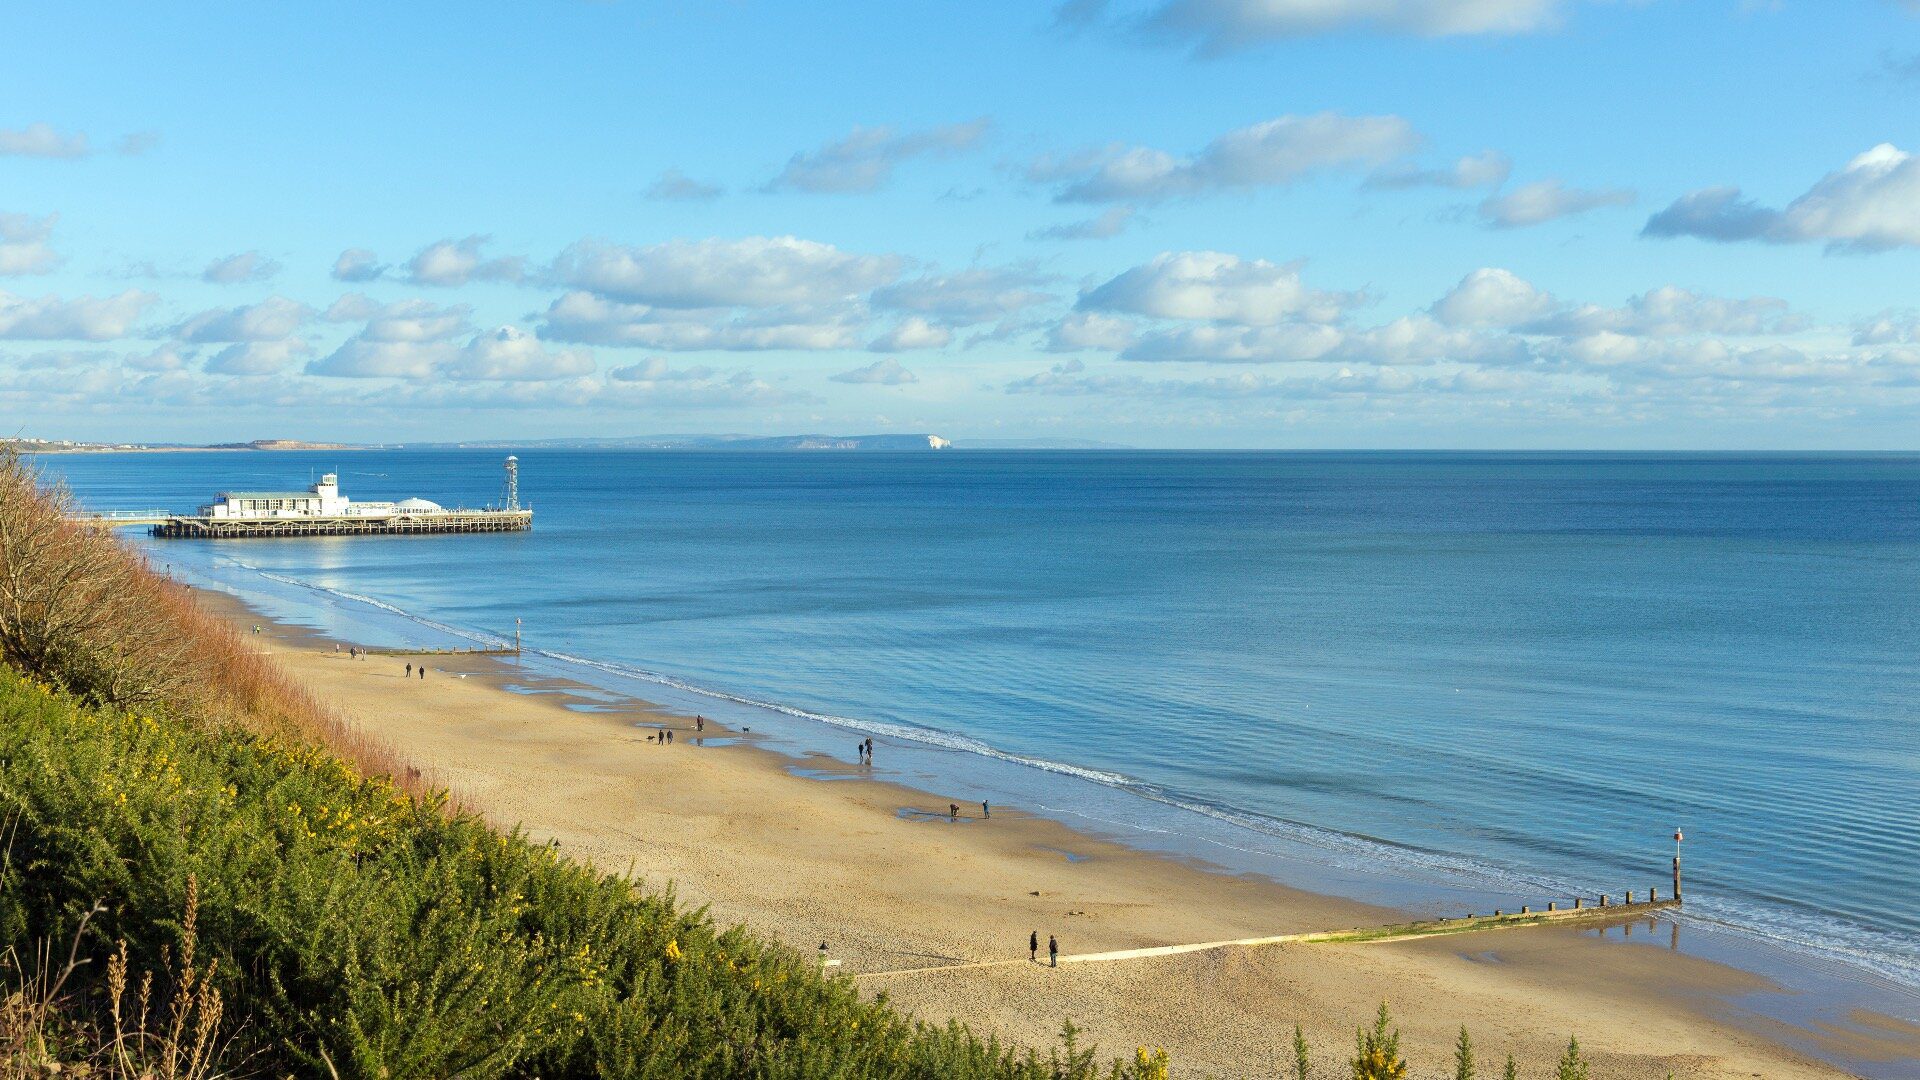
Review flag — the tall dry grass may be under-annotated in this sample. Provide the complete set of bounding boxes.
[0,448,427,800]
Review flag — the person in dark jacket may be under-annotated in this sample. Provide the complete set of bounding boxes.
[1029,931,1038,962]
[1048,935,1059,967]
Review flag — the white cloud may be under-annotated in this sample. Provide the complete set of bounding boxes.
[1434,269,1801,338]
[206,339,311,376]
[608,357,715,382]
[1080,251,1360,325]
[1852,312,1920,346]
[331,248,387,282]
[0,123,89,159]
[0,289,157,340]
[552,236,901,308]
[310,326,592,382]
[404,235,526,286]
[1065,0,1560,52]
[1478,179,1634,228]
[831,358,919,385]
[1028,206,1136,241]
[1432,268,1556,327]
[447,326,596,381]
[766,119,990,194]
[646,168,724,201]
[1032,112,1419,203]
[1643,144,1920,252]
[537,291,865,351]
[175,297,311,343]
[325,294,474,342]
[116,131,160,156]
[0,213,61,275]
[1005,357,1091,393]
[1120,322,1344,363]
[868,316,953,351]
[871,267,1054,324]
[201,250,281,284]
[1046,311,1139,352]
[1366,150,1512,190]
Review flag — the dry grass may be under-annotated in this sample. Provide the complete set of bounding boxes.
[0,448,432,803]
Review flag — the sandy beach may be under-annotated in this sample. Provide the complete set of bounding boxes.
[203,589,1918,1079]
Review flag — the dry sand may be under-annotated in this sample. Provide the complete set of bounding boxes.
[205,590,1915,1078]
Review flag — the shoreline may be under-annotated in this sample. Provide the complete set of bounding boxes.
[192,586,1920,1078]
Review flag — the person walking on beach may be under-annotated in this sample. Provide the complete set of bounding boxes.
[405,663,413,678]
[949,803,959,821]
[864,737,874,764]
[418,666,425,680]
[695,715,704,733]
[982,800,990,819]
[1029,931,1038,962]
[666,729,674,744]
[1048,935,1058,967]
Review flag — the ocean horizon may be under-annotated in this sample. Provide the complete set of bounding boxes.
[41,448,1920,1034]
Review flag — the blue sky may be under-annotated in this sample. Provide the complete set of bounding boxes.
[3,0,1918,448]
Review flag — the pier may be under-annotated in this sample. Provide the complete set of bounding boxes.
[70,455,532,539]
[146,508,532,538]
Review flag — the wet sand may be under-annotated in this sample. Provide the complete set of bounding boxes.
[203,589,1914,1078]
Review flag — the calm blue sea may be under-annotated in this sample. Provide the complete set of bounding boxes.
[39,449,1920,1015]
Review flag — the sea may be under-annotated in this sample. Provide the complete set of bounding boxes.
[38,449,1920,1066]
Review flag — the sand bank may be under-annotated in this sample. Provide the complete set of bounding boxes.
[202,589,1913,1078]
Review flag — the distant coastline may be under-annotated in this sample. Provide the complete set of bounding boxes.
[11,433,1134,453]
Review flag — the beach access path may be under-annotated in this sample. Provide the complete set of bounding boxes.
[204,590,1917,1079]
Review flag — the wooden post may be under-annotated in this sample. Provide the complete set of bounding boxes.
[1521,906,1530,914]
[1673,856,1682,902]
[1547,901,1556,912]
[1573,897,1582,909]
[1626,890,1634,904]
[1600,894,1608,907]
[1651,887,1659,902]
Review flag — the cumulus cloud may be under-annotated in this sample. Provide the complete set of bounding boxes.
[552,236,901,309]
[1643,144,1920,252]
[1433,268,1802,338]
[1004,357,1089,393]
[646,168,724,201]
[1045,311,1139,352]
[1079,251,1361,325]
[1062,0,1561,52]
[331,248,387,282]
[871,267,1054,325]
[201,250,281,284]
[309,326,591,381]
[1366,150,1512,190]
[537,291,866,351]
[766,119,989,194]
[609,357,715,382]
[1120,322,1344,363]
[1031,112,1419,203]
[404,235,526,286]
[1431,268,1556,327]
[0,123,90,159]
[1851,312,1920,346]
[830,358,919,385]
[1027,206,1136,241]
[206,339,311,376]
[1477,179,1635,228]
[175,297,311,343]
[0,289,157,340]
[446,326,596,381]
[324,294,473,342]
[868,316,953,351]
[0,213,61,275]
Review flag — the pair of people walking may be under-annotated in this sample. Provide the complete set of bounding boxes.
[857,737,874,765]
[1029,931,1058,967]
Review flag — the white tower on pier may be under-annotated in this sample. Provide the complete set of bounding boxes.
[504,455,519,511]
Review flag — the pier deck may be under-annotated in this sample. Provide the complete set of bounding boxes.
[142,509,533,538]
